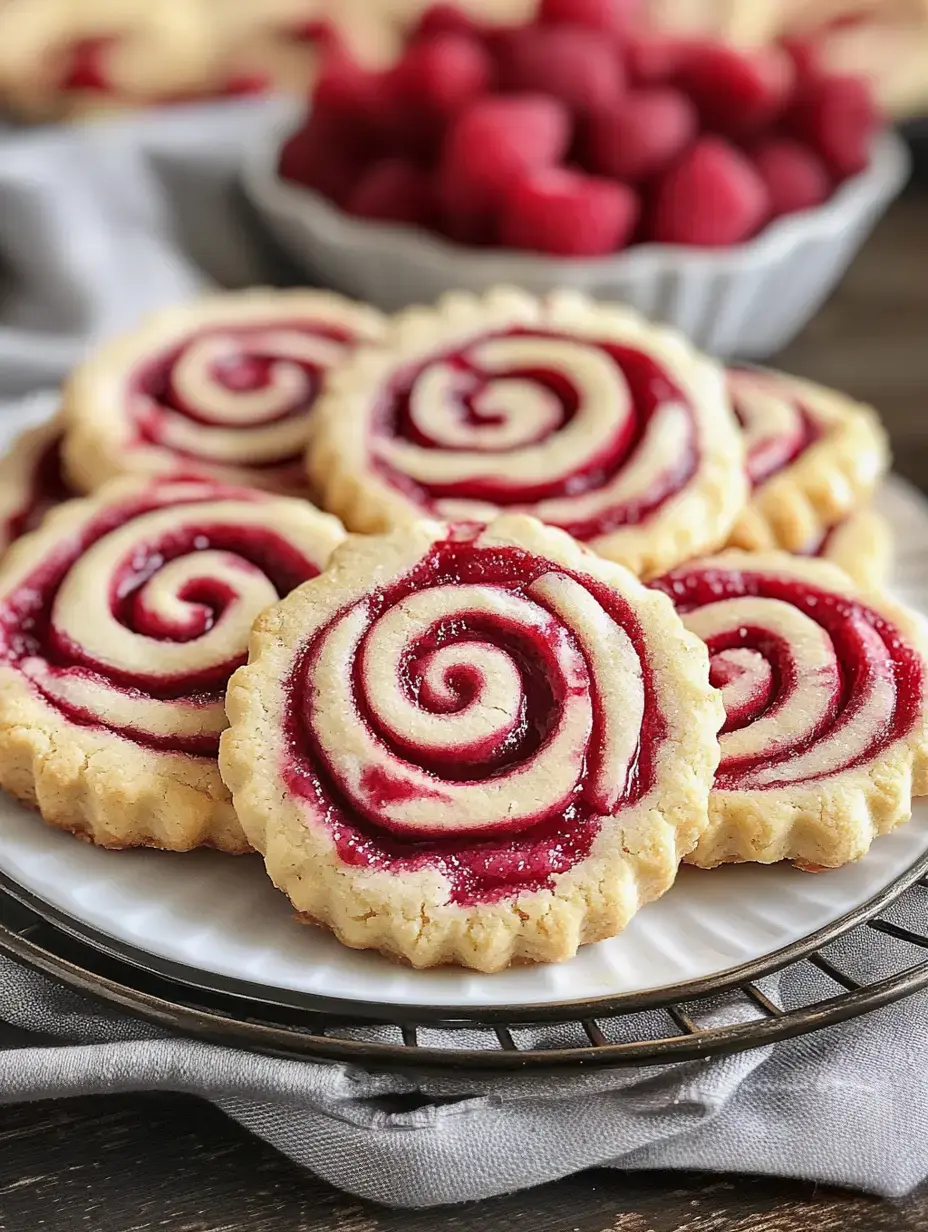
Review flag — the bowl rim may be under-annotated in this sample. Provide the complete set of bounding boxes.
[242,108,912,277]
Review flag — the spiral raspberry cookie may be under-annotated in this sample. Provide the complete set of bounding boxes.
[0,479,344,852]
[727,367,889,552]
[799,507,892,589]
[62,290,385,497]
[308,289,747,578]
[220,516,724,971]
[0,420,73,555]
[653,552,928,869]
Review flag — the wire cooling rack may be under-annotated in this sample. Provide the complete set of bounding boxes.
[0,857,926,1075]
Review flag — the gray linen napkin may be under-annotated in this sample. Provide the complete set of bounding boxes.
[0,100,925,1209]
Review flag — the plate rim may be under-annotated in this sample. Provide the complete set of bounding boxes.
[2,843,926,1024]
[3,882,928,1073]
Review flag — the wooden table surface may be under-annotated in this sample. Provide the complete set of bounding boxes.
[1,184,927,1232]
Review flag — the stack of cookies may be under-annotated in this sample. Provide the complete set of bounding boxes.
[0,0,535,122]
[0,285,924,972]
[2,0,926,122]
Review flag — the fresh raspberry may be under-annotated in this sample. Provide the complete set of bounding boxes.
[313,47,379,131]
[537,0,640,38]
[391,32,493,117]
[345,160,436,226]
[499,167,639,255]
[751,138,831,215]
[496,24,625,115]
[648,136,770,246]
[787,74,879,179]
[279,120,362,207]
[675,41,795,135]
[354,65,439,162]
[781,35,822,83]
[585,87,696,182]
[313,34,453,161]
[437,95,571,245]
[626,34,693,85]
[444,95,572,173]
[436,202,496,247]
[436,161,492,245]
[413,4,486,41]
[439,94,571,213]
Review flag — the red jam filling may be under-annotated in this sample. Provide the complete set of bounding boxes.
[59,38,269,101]
[128,320,355,474]
[5,435,74,545]
[729,369,822,488]
[0,484,322,757]
[798,521,839,559]
[373,329,700,541]
[59,39,112,93]
[288,20,332,43]
[283,536,663,905]
[653,566,923,789]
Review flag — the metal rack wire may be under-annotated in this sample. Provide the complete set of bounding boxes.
[0,865,926,1075]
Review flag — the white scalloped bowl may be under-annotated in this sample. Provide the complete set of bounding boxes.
[242,109,910,358]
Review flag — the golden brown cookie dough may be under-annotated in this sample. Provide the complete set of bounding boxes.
[0,418,73,556]
[62,289,385,497]
[654,550,928,869]
[727,367,889,554]
[0,477,344,852]
[798,506,892,589]
[220,515,724,971]
[308,287,747,578]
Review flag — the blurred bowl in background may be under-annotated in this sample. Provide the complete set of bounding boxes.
[243,111,911,358]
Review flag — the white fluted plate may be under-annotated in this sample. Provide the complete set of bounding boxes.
[0,456,925,1009]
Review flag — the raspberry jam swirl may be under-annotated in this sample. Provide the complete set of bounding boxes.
[653,561,924,791]
[371,329,700,541]
[728,368,821,488]
[129,320,358,491]
[59,37,268,102]
[799,523,840,560]
[285,534,663,904]
[0,483,333,757]
[0,424,73,553]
